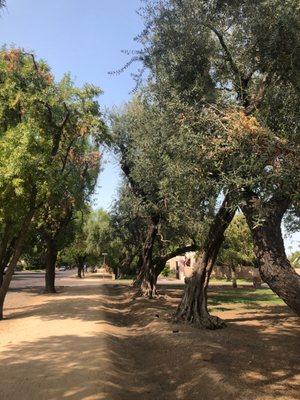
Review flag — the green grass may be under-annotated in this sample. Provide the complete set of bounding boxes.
[208,288,284,311]
[209,277,253,286]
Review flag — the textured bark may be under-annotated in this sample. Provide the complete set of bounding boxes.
[134,214,160,298]
[44,235,58,293]
[242,193,300,315]
[175,194,236,329]
[0,208,35,320]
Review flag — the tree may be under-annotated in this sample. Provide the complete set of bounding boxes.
[218,214,255,288]
[0,49,105,317]
[109,97,172,296]
[35,77,105,292]
[133,0,300,325]
[110,96,212,297]
[0,49,57,318]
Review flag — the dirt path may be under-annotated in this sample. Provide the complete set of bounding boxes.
[0,280,299,400]
[0,283,117,400]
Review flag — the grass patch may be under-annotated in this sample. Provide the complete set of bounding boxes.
[209,278,253,286]
[208,288,284,311]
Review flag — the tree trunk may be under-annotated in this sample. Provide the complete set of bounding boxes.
[242,193,300,315]
[77,266,83,278]
[175,193,236,329]
[0,223,11,287]
[0,208,35,320]
[77,256,86,278]
[44,236,58,293]
[231,266,237,288]
[134,214,160,298]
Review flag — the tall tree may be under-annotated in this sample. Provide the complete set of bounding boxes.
[35,79,105,293]
[133,0,300,324]
[0,49,55,318]
[0,49,105,317]
[110,96,212,297]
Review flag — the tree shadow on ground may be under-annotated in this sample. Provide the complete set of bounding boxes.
[0,284,299,400]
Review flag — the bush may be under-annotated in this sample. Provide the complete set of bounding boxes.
[161,264,171,277]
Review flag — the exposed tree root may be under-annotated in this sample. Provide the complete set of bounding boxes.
[175,313,226,330]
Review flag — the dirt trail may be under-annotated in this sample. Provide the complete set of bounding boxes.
[0,281,299,400]
[0,284,116,400]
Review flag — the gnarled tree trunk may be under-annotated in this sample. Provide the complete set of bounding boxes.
[176,193,236,329]
[134,214,160,298]
[44,235,58,293]
[242,193,300,315]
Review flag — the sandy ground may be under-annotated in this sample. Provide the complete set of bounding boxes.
[0,273,299,400]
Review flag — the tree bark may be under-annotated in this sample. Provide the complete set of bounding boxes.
[134,214,160,298]
[77,256,86,278]
[175,193,236,329]
[231,266,237,288]
[0,225,12,288]
[44,235,58,293]
[0,207,35,320]
[242,193,300,315]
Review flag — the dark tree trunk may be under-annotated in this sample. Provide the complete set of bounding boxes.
[0,240,15,288]
[77,256,86,278]
[0,207,35,320]
[77,265,83,278]
[242,193,300,315]
[175,193,236,329]
[0,231,12,288]
[44,236,58,293]
[0,223,11,277]
[134,214,160,298]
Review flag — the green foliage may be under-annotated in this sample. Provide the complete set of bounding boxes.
[218,213,255,267]
[109,95,214,275]
[135,0,300,208]
[161,264,171,277]
[0,49,106,291]
[59,208,123,270]
[289,251,300,268]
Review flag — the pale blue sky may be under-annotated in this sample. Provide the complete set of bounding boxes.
[0,1,298,253]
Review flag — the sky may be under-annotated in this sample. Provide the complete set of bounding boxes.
[0,0,299,253]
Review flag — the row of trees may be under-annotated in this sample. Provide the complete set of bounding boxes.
[0,48,106,318]
[0,0,299,329]
[106,0,300,328]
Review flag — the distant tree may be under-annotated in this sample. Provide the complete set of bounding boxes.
[218,214,255,288]
[60,209,119,277]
